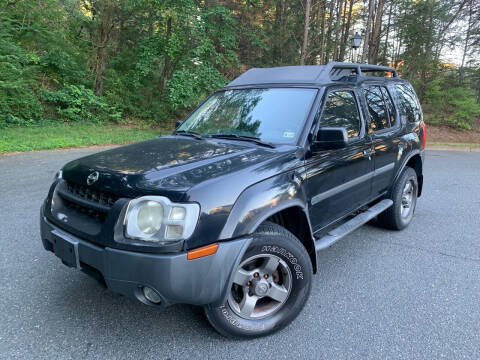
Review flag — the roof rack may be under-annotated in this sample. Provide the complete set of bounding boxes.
[224,62,399,88]
[318,62,398,81]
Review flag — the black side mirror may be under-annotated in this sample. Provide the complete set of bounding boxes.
[175,120,183,129]
[312,127,348,151]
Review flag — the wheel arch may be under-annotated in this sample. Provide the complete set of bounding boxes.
[393,150,424,197]
[263,206,317,273]
[219,173,317,273]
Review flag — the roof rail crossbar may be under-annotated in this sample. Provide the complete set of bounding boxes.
[318,62,398,81]
[359,64,398,77]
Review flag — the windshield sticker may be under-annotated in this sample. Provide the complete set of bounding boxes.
[283,131,295,138]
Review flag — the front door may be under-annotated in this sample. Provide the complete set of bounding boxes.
[306,88,373,233]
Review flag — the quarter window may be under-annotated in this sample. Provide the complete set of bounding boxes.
[395,84,422,122]
[319,90,361,138]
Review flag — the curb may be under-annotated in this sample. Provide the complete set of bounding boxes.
[427,143,480,152]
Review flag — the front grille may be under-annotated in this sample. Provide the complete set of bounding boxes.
[56,180,119,222]
[65,181,118,207]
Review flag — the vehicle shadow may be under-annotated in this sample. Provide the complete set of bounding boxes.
[45,268,227,345]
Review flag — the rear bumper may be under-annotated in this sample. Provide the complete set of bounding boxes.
[40,206,251,307]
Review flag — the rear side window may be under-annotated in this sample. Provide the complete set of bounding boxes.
[395,84,422,122]
[319,90,361,138]
[364,86,389,132]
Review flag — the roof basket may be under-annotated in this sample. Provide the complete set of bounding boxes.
[318,62,398,81]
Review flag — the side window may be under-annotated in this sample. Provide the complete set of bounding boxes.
[364,86,389,132]
[381,87,397,127]
[319,90,361,138]
[394,84,421,122]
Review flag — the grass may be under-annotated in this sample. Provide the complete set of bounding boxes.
[0,123,164,154]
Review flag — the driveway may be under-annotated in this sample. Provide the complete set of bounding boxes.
[0,148,479,359]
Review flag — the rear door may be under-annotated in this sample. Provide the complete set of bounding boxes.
[306,87,373,232]
[362,85,401,196]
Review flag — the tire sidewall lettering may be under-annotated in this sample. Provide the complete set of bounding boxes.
[261,245,304,280]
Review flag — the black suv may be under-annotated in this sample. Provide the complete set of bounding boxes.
[40,62,425,338]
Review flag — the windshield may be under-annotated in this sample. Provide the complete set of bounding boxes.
[177,88,317,144]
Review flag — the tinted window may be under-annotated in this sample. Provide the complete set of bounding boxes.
[381,87,397,127]
[319,90,361,138]
[395,84,421,122]
[364,86,389,132]
[178,88,317,144]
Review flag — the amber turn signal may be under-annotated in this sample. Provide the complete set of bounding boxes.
[187,243,219,260]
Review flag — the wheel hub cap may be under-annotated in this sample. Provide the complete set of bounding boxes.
[400,179,416,218]
[227,254,292,319]
[252,280,269,296]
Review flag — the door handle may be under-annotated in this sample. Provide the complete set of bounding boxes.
[363,149,373,160]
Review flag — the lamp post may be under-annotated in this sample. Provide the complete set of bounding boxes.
[350,32,362,62]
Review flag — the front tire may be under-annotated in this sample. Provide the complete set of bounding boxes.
[377,167,418,230]
[204,222,312,339]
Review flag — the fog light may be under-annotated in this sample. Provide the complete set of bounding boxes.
[143,286,161,304]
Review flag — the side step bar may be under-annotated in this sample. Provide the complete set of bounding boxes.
[314,199,393,252]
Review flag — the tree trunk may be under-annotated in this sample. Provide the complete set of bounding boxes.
[368,0,384,63]
[160,17,172,95]
[361,0,374,63]
[333,0,345,60]
[273,0,286,64]
[459,0,473,84]
[325,0,337,63]
[318,0,327,63]
[339,0,355,61]
[300,0,312,65]
[93,1,116,96]
[381,0,394,64]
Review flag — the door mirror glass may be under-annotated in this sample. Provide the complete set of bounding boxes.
[313,127,348,150]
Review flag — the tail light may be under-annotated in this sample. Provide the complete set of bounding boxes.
[421,122,426,149]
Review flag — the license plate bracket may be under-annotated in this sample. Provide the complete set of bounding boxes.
[51,230,79,268]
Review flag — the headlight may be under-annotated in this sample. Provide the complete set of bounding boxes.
[124,196,200,243]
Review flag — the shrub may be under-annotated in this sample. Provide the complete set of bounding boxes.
[42,85,121,123]
[0,37,43,127]
[423,80,480,130]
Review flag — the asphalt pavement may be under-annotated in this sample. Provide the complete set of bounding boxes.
[0,148,479,359]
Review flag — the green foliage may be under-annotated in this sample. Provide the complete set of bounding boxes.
[1,0,479,135]
[42,85,121,123]
[0,22,42,127]
[423,79,480,130]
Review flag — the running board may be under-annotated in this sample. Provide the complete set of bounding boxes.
[314,199,393,252]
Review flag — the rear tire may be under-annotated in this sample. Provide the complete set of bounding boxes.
[204,222,312,339]
[377,167,418,230]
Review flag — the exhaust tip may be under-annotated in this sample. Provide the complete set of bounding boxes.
[142,286,162,304]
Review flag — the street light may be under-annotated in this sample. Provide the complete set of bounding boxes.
[350,32,362,62]
[351,32,362,49]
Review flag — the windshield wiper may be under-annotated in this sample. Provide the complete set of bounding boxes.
[207,134,276,148]
[174,130,204,140]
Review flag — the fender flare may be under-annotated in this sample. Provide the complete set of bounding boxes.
[391,149,424,196]
[219,172,317,272]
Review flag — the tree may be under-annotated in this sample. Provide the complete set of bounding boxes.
[300,0,312,64]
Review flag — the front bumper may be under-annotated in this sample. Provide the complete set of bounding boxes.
[40,207,251,307]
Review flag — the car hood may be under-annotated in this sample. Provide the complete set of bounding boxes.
[61,136,291,201]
